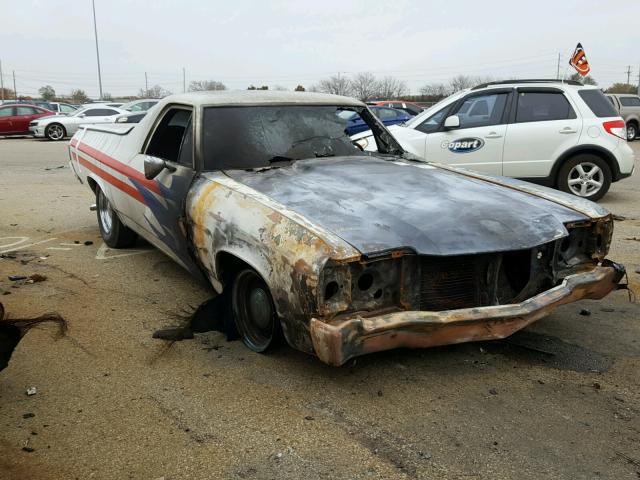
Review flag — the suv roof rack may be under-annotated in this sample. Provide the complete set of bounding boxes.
[471,79,584,90]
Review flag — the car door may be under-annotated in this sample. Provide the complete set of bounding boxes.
[502,88,581,178]
[14,106,41,133]
[127,106,203,277]
[0,106,14,134]
[424,89,511,175]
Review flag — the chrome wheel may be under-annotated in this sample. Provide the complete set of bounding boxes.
[232,269,277,352]
[97,190,114,235]
[567,162,604,197]
[46,124,65,140]
[627,124,637,141]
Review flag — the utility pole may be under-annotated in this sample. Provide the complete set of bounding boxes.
[145,72,148,97]
[182,67,186,93]
[556,52,561,80]
[92,0,103,100]
[12,70,17,99]
[0,59,4,101]
[625,65,632,85]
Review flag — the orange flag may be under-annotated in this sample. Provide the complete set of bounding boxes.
[569,43,590,77]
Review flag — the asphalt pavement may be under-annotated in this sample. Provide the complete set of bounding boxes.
[0,137,639,480]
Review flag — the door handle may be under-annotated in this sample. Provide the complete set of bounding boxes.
[559,127,577,134]
[484,132,502,139]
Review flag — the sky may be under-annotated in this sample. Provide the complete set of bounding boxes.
[1,0,639,99]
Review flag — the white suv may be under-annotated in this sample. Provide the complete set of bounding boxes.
[354,80,635,201]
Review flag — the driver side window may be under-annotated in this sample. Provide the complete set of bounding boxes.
[415,107,450,134]
[146,108,193,165]
[452,92,508,129]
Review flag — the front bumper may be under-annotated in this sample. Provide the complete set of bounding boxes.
[29,126,45,137]
[310,262,625,366]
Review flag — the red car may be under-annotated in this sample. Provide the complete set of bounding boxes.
[0,104,53,135]
[373,101,423,116]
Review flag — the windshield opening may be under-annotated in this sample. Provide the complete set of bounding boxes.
[202,105,402,171]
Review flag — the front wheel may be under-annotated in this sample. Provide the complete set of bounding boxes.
[558,154,612,202]
[96,188,137,248]
[45,123,66,141]
[232,269,280,353]
[626,123,637,142]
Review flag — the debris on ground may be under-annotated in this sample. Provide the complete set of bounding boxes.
[152,294,238,343]
[489,388,498,395]
[0,302,67,373]
[624,237,640,242]
[26,387,37,396]
[22,412,35,419]
[579,308,591,316]
[44,165,65,171]
[27,274,47,283]
[8,275,27,281]
[612,214,626,221]
[84,241,94,246]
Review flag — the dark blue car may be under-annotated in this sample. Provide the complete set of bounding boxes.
[340,106,412,136]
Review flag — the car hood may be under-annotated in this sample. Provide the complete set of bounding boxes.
[224,156,606,256]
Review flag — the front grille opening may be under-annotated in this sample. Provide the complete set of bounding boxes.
[419,250,541,311]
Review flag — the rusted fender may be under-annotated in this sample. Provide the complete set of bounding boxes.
[186,173,360,352]
[310,263,624,366]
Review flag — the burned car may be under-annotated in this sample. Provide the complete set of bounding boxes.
[68,91,625,366]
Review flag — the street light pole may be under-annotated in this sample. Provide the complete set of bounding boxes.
[92,0,103,100]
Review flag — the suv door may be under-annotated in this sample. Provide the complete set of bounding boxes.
[502,88,581,178]
[424,90,511,175]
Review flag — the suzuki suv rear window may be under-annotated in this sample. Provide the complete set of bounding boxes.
[578,90,618,118]
[515,92,576,123]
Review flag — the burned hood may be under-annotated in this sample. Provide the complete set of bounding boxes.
[224,156,590,256]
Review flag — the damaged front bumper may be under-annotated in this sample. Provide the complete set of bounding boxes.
[310,262,625,366]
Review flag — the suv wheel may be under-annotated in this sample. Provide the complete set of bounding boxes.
[558,154,612,202]
[626,123,637,142]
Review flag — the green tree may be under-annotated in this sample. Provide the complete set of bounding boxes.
[38,85,56,100]
[70,89,89,104]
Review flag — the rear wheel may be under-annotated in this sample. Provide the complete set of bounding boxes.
[558,154,612,202]
[626,122,637,142]
[45,123,65,141]
[232,269,280,353]
[96,188,137,248]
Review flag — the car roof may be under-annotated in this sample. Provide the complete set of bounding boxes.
[156,90,364,108]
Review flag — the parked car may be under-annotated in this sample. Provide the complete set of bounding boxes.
[120,99,159,112]
[373,100,423,116]
[352,80,634,201]
[114,111,147,123]
[0,104,53,136]
[605,93,640,141]
[67,91,624,366]
[30,106,126,140]
[33,101,79,115]
[340,106,411,135]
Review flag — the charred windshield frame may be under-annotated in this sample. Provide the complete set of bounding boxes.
[200,104,404,171]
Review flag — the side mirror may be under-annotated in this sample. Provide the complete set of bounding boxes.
[443,115,460,129]
[144,156,176,179]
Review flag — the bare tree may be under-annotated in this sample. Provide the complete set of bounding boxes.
[568,73,597,85]
[376,76,409,99]
[419,83,449,98]
[188,80,227,91]
[70,89,89,103]
[138,85,172,98]
[294,85,305,92]
[316,75,352,96]
[350,72,379,102]
[247,85,268,90]
[102,92,113,101]
[606,82,636,94]
[38,85,56,101]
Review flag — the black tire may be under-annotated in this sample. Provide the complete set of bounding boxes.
[626,122,637,142]
[557,154,612,202]
[96,188,137,248]
[45,123,66,141]
[232,269,280,353]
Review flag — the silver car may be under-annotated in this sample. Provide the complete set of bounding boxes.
[29,106,127,141]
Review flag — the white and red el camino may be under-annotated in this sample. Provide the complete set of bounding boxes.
[68,91,625,366]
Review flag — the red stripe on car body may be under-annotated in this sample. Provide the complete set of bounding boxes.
[78,156,146,204]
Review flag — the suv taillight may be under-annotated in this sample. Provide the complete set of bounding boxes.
[603,120,626,140]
